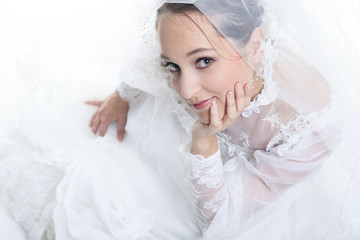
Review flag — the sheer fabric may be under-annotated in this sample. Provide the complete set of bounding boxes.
[173,50,345,238]
[0,0,359,239]
[127,0,360,238]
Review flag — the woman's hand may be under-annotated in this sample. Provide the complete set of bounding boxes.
[190,82,252,157]
[85,90,129,142]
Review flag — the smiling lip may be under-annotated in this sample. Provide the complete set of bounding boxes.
[192,97,215,110]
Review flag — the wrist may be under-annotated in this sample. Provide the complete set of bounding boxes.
[113,90,128,104]
[190,135,218,158]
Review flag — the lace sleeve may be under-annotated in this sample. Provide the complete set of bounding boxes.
[196,107,343,238]
[179,140,228,230]
[116,82,142,102]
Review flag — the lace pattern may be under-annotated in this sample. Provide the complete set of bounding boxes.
[179,141,227,227]
[241,74,277,118]
[264,114,312,151]
[181,142,224,189]
[241,0,279,118]
[203,187,227,213]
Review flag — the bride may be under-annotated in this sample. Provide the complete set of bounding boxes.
[1,0,360,239]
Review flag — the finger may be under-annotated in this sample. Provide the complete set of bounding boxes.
[226,90,237,121]
[98,120,110,137]
[92,115,101,134]
[84,100,103,106]
[117,130,125,142]
[209,100,221,130]
[89,112,97,128]
[244,83,252,106]
[117,117,127,142]
[235,82,245,111]
[117,128,126,142]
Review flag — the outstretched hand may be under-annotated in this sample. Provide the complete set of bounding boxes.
[85,90,129,142]
[190,82,252,157]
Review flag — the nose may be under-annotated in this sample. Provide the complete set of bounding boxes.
[179,70,202,100]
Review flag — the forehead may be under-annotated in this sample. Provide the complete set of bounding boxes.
[158,13,216,50]
[157,12,238,59]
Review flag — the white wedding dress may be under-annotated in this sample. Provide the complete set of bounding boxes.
[1,48,360,239]
[0,82,202,240]
[1,0,360,239]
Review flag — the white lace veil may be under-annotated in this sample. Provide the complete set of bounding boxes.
[124,0,360,237]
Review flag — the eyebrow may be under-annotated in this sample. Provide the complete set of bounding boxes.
[161,47,214,60]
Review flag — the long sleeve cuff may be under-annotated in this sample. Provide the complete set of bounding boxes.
[116,82,142,102]
[179,141,223,189]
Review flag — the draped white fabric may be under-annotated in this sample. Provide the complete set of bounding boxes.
[0,0,360,239]
[159,0,360,238]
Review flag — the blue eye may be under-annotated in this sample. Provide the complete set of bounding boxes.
[196,58,213,68]
[163,62,180,72]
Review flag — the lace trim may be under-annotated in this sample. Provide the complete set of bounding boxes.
[180,141,224,189]
[242,0,279,118]
[241,74,277,118]
[263,114,312,151]
[242,47,278,117]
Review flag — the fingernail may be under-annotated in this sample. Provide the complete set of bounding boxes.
[246,83,252,91]
[228,91,233,97]
[236,83,242,90]
[212,100,217,109]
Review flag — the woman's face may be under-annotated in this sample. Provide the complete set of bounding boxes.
[158,12,254,124]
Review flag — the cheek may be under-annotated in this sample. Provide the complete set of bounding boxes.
[171,78,181,96]
[205,61,250,98]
